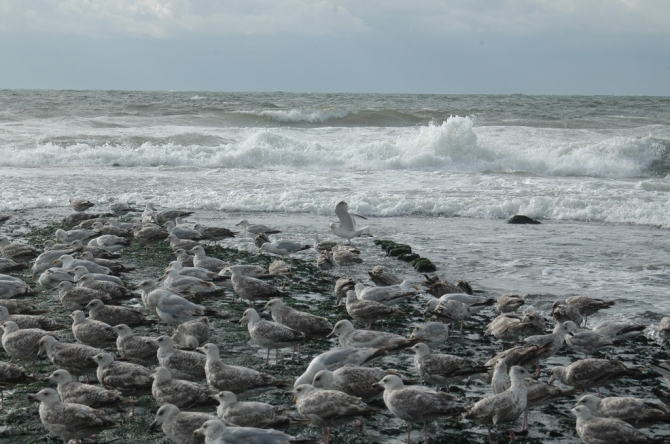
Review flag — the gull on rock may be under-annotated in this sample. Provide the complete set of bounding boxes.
[329,201,369,244]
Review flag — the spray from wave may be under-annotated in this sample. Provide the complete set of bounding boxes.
[0,116,666,178]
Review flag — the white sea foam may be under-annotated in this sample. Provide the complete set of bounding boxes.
[239,108,353,123]
[0,117,665,179]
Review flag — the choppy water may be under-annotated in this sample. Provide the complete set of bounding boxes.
[1,90,669,314]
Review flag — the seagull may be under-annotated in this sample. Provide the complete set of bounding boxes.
[292,384,377,444]
[258,240,311,258]
[44,369,125,408]
[29,388,116,443]
[239,308,305,365]
[571,404,659,444]
[151,366,216,408]
[574,394,670,427]
[329,201,369,244]
[69,198,95,212]
[235,220,281,235]
[193,418,294,444]
[149,403,219,444]
[374,374,462,444]
[213,390,306,429]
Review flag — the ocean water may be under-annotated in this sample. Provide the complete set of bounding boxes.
[1,90,669,319]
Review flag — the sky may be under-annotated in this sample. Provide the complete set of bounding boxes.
[0,0,669,95]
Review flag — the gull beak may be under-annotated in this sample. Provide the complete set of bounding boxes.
[149,420,159,432]
[413,286,420,291]
[371,382,381,389]
[326,330,336,339]
[27,394,39,402]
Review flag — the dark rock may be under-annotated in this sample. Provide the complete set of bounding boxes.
[398,253,420,263]
[507,215,541,224]
[412,258,436,272]
[387,244,412,257]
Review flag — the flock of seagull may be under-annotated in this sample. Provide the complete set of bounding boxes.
[0,199,670,444]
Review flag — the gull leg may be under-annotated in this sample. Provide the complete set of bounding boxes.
[406,423,412,444]
[31,360,36,378]
[1,389,4,410]
[423,421,429,444]
[522,410,529,432]
[275,349,280,366]
[265,349,270,365]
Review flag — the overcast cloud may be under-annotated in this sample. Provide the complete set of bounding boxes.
[0,0,668,94]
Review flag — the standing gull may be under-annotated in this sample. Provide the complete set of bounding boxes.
[574,394,670,427]
[259,240,311,258]
[91,352,152,415]
[190,246,230,273]
[37,335,102,379]
[328,319,416,351]
[0,236,40,263]
[57,281,114,310]
[69,197,95,212]
[262,298,332,339]
[345,290,405,329]
[329,201,369,244]
[235,220,281,235]
[112,324,159,367]
[152,366,216,408]
[549,359,643,395]
[85,299,154,327]
[410,343,487,392]
[462,366,533,444]
[375,374,462,444]
[70,310,116,348]
[240,308,305,365]
[368,265,403,286]
[0,306,66,331]
[592,320,646,341]
[154,335,206,381]
[312,365,409,402]
[29,388,116,444]
[571,405,660,444]
[149,403,218,444]
[213,390,305,429]
[409,322,451,346]
[2,321,53,376]
[292,383,377,444]
[230,265,288,306]
[198,343,290,398]
[44,369,124,408]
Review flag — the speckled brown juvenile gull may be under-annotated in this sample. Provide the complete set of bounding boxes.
[0,258,27,273]
[495,293,525,314]
[312,364,407,402]
[197,343,290,398]
[85,299,153,327]
[57,281,113,310]
[30,388,116,443]
[112,324,159,367]
[150,403,218,444]
[345,290,404,329]
[462,366,533,443]
[0,299,49,315]
[152,366,216,408]
[2,321,54,375]
[549,359,643,395]
[71,310,116,348]
[230,265,289,306]
[72,266,124,285]
[571,405,659,444]
[327,320,416,351]
[54,253,111,275]
[235,220,281,235]
[239,308,305,365]
[213,390,305,429]
[375,374,462,444]
[69,197,95,212]
[45,369,124,408]
[575,394,670,427]
[91,352,153,396]
[368,265,403,286]
[410,343,487,392]
[0,306,66,331]
[0,361,34,408]
[154,335,206,381]
[0,236,39,263]
[76,274,133,300]
[37,335,102,378]
[175,317,211,344]
[292,383,376,444]
[263,299,332,338]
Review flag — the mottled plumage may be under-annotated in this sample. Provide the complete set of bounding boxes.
[45,369,124,407]
[155,335,206,381]
[37,335,102,377]
[152,366,216,408]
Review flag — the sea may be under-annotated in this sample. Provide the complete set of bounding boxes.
[1,90,669,323]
